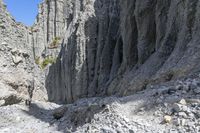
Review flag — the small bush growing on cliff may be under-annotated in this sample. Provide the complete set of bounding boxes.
[48,37,61,49]
[35,56,40,65]
[30,27,39,32]
[41,56,57,69]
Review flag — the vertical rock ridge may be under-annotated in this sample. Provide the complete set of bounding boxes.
[42,0,200,103]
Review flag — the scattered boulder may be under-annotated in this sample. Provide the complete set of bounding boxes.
[53,106,68,120]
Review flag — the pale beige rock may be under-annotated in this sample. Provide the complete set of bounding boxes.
[0,100,5,106]
[12,55,23,64]
[179,99,187,105]
[164,115,172,123]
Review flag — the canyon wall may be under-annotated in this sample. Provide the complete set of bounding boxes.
[45,0,121,103]
[1,0,200,104]
[110,0,200,96]
[32,0,65,57]
[45,0,200,103]
[0,0,47,104]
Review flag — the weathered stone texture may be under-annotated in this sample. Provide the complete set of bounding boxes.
[1,0,200,104]
[0,0,47,103]
[46,0,200,103]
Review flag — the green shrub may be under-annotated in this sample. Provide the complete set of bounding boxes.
[48,37,61,49]
[35,56,40,65]
[41,56,57,69]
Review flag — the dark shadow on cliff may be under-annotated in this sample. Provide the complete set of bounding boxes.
[45,0,122,105]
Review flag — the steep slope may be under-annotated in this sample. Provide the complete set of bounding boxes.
[0,0,47,104]
[42,0,200,103]
[110,0,200,96]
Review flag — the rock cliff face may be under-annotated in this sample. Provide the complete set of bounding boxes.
[45,0,200,103]
[0,0,47,104]
[111,0,200,96]
[45,0,121,103]
[1,0,200,104]
[32,0,65,57]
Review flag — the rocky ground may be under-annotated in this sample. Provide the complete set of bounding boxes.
[0,75,200,133]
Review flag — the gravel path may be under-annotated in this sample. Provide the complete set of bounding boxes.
[0,78,200,133]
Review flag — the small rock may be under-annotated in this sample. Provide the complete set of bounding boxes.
[164,103,168,107]
[164,115,172,123]
[182,105,189,112]
[164,108,173,115]
[101,127,116,133]
[176,84,183,90]
[86,125,92,132]
[22,52,29,58]
[116,129,123,133]
[178,112,187,118]
[194,111,200,118]
[173,103,189,113]
[129,129,135,133]
[178,119,186,126]
[182,85,190,92]
[154,110,162,116]
[187,112,195,119]
[179,99,187,105]
[1,41,8,45]
[137,107,145,115]
[16,116,21,121]
[189,84,196,90]
[11,48,19,55]
[12,55,23,64]
[173,103,182,112]
[0,100,5,106]
[53,106,68,120]
[194,87,200,94]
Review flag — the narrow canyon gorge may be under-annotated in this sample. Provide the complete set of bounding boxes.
[0,0,200,132]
